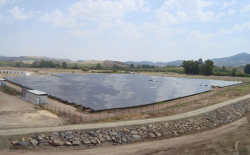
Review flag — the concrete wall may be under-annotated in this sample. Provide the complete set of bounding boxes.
[25,92,48,104]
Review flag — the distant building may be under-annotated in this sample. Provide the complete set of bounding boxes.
[24,72,31,76]
[22,89,48,105]
[0,70,31,76]
[0,78,6,87]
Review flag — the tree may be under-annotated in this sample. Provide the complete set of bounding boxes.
[15,62,20,67]
[222,66,226,72]
[31,61,38,68]
[244,64,250,74]
[82,67,89,72]
[130,64,134,68]
[72,64,78,69]
[181,59,201,75]
[62,62,67,69]
[231,68,237,76]
[200,60,215,76]
[96,63,101,69]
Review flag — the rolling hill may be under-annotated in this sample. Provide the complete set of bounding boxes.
[211,53,250,66]
[125,53,250,67]
[1,53,250,67]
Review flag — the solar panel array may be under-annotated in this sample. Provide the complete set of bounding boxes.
[5,74,242,111]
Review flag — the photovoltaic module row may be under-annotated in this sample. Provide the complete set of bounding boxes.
[4,74,242,111]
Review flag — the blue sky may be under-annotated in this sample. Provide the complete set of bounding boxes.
[0,0,250,62]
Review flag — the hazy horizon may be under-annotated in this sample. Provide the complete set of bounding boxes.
[0,0,250,62]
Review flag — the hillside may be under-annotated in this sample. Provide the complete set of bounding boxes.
[124,60,183,67]
[0,55,70,62]
[1,53,250,67]
[104,60,129,68]
[211,53,250,66]
[125,53,250,67]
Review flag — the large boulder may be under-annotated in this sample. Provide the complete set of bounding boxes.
[49,140,63,146]
[30,139,38,146]
[72,141,81,146]
[82,137,91,144]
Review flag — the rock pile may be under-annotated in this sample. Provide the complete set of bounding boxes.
[11,101,250,148]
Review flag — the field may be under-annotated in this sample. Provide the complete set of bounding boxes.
[0,61,15,66]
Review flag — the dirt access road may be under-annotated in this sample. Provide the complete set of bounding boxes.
[1,115,247,155]
[0,90,66,129]
[1,93,250,136]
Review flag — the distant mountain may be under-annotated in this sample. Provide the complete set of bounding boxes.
[124,60,183,67]
[211,53,250,66]
[165,60,184,66]
[1,53,250,67]
[125,53,250,67]
[0,55,71,62]
[124,61,168,67]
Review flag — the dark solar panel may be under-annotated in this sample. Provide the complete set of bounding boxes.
[4,74,242,111]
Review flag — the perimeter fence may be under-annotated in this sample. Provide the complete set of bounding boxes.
[42,85,238,123]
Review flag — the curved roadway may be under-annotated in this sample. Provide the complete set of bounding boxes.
[1,94,250,136]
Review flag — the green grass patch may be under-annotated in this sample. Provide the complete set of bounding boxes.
[0,61,15,66]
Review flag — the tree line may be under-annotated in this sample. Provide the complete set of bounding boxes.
[181,59,215,76]
[15,60,68,68]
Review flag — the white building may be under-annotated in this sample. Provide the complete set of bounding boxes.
[22,89,48,105]
[0,70,30,76]
[0,78,6,86]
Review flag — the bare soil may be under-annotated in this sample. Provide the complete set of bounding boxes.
[0,90,67,129]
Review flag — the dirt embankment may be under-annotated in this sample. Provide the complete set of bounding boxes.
[0,111,249,155]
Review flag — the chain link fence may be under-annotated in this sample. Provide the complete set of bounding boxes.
[42,85,237,123]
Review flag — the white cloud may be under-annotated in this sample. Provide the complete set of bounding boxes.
[116,23,143,39]
[0,0,5,6]
[222,0,235,9]
[0,0,22,6]
[69,0,150,21]
[190,22,250,41]
[68,28,93,37]
[228,9,236,15]
[155,0,224,25]
[8,7,40,20]
[240,4,250,15]
[38,9,79,28]
[9,7,27,20]
[142,22,186,39]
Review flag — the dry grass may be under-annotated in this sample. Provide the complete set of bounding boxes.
[143,72,250,83]
[100,113,149,123]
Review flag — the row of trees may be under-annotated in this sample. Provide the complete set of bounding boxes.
[130,64,156,69]
[181,59,215,76]
[15,60,68,69]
